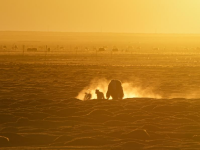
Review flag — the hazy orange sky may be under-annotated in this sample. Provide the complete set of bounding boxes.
[0,0,200,33]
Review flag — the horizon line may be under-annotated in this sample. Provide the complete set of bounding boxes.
[1,30,200,35]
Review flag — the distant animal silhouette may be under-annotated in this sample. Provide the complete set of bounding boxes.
[95,89,105,99]
[84,92,92,100]
[98,48,105,52]
[106,80,124,100]
[112,48,118,52]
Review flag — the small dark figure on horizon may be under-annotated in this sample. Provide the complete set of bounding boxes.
[95,89,105,99]
[84,92,92,100]
[106,80,124,100]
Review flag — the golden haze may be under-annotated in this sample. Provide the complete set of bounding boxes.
[0,0,200,33]
[1,0,200,149]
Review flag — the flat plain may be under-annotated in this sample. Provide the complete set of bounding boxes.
[0,32,200,149]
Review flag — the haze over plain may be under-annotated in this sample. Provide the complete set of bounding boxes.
[1,0,200,33]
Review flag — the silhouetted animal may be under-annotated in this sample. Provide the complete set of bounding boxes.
[98,48,105,52]
[95,89,105,99]
[106,80,124,100]
[84,92,92,100]
[112,48,118,52]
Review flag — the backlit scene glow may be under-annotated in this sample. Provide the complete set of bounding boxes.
[0,1,200,150]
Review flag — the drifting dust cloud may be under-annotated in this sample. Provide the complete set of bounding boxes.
[76,78,109,100]
[122,82,161,99]
[168,90,200,99]
[76,78,162,100]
